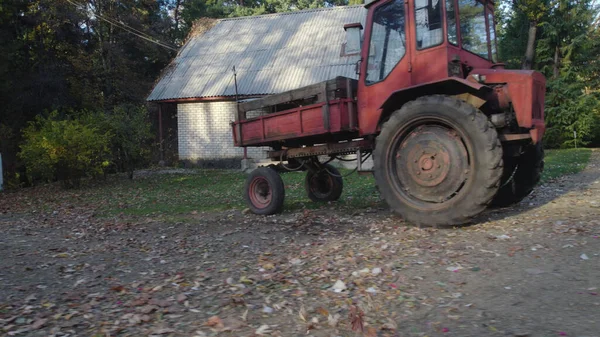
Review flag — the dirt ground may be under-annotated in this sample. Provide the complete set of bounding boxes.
[1,151,599,337]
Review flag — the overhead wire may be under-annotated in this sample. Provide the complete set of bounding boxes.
[65,0,179,51]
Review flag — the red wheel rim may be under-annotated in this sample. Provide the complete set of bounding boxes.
[248,176,272,209]
[388,121,471,207]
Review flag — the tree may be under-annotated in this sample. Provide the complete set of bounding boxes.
[1,0,176,184]
[511,0,549,69]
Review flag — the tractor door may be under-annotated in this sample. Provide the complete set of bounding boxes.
[357,0,412,136]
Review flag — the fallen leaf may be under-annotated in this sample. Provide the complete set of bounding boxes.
[176,293,187,303]
[299,305,307,322]
[110,285,125,292]
[349,305,364,332]
[138,305,157,314]
[152,327,176,334]
[30,318,47,330]
[255,324,271,335]
[204,316,224,330]
[328,313,341,328]
[364,326,377,337]
[331,280,347,292]
[316,307,329,317]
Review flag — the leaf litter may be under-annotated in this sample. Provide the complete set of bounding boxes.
[1,151,600,336]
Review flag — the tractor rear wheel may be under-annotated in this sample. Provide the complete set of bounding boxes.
[373,95,503,226]
[491,142,544,207]
[305,164,343,202]
[244,167,285,215]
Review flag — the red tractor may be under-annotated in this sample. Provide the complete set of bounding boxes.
[232,0,546,226]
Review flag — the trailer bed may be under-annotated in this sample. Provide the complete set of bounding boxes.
[232,77,358,147]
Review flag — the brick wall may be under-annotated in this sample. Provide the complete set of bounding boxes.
[178,101,268,164]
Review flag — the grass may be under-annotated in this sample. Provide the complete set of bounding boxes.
[4,148,592,219]
[91,168,382,218]
[542,148,592,182]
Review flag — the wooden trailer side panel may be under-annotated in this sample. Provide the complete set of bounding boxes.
[234,99,355,146]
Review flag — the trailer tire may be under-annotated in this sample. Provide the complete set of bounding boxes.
[244,167,285,215]
[373,95,503,226]
[305,164,343,202]
[491,142,544,207]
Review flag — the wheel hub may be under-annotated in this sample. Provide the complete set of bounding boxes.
[309,171,333,197]
[249,177,272,208]
[394,125,469,203]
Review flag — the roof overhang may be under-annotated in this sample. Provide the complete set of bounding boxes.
[150,95,267,104]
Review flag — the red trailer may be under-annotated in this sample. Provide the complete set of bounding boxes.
[232,0,546,226]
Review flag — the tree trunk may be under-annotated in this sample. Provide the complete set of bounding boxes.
[174,0,182,36]
[553,45,560,78]
[522,21,538,70]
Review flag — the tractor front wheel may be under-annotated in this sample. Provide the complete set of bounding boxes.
[305,164,343,202]
[244,167,285,215]
[373,95,503,226]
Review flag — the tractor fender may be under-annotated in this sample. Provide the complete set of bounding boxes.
[378,77,493,127]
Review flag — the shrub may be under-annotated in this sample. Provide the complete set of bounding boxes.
[82,105,153,179]
[19,112,111,188]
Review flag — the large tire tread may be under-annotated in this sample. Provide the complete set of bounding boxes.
[374,95,503,226]
[305,164,344,202]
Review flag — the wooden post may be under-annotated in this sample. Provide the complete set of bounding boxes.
[0,153,3,191]
[158,104,164,161]
[321,81,330,132]
[346,77,356,130]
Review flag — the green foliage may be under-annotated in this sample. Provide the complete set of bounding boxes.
[498,8,529,68]
[179,0,353,35]
[18,112,111,188]
[82,106,154,178]
[544,76,600,148]
[499,0,600,148]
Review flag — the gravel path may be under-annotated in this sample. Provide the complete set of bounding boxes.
[1,151,598,337]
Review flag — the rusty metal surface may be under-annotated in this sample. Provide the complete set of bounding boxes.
[148,6,366,102]
[498,133,532,142]
[268,139,373,159]
[393,125,468,203]
[473,68,546,143]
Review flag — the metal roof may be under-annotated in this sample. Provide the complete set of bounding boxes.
[147,5,367,102]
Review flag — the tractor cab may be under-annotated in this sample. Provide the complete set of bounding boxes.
[350,0,502,134]
[349,0,498,83]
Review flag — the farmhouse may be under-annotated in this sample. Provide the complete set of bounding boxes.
[148,5,366,167]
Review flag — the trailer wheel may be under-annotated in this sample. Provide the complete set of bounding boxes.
[491,142,544,207]
[305,164,343,202]
[374,95,503,226]
[244,167,285,215]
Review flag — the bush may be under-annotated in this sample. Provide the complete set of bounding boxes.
[19,112,111,188]
[82,105,153,179]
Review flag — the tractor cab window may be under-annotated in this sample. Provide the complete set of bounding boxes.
[458,0,488,58]
[415,0,443,49]
[446,0,458,45]
[366,0,406,84]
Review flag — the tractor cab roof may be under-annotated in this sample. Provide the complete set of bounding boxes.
[365,0,495,9]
